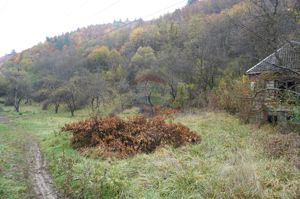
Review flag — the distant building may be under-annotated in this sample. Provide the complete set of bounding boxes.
[246,41,300,124]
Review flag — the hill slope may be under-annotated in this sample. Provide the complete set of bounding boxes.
[0,0,299,114]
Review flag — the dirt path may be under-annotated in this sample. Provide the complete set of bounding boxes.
[0,114,58,199]
[29,142,58,199]
[0,115,9,123]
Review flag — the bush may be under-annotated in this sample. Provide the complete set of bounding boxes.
[209,76,253,122]
[172,83,195,108]
[282,106,300,132]
[290,107,300,125]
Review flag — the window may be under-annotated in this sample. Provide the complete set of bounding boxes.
[275,80,295,91]
[266,80,275,89]
[287,81,295,91]
[268,115,278,124]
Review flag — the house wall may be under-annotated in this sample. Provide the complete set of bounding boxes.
[247,73,296,124]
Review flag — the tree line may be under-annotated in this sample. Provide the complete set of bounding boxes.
[0,0,299,116]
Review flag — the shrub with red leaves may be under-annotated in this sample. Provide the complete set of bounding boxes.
[62,116,200,158]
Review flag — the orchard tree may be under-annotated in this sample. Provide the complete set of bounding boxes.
[85,73,108,111]
[4,70,32,112]
[135,72,166,112]
[34,77,63,113]
[53,79,80,117]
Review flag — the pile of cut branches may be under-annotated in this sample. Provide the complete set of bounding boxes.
[62,116,200,158]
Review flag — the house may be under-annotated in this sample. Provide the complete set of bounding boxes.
[246,41,300,124]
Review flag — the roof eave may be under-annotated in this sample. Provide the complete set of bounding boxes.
[246,71,261,75]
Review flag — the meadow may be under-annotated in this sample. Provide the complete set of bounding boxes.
[0,105,299,199]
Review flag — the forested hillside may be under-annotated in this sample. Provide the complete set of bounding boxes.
[0,0,299,115]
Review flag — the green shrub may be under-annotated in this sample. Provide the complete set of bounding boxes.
[288,106,300,131]
[209,75,253,122]
[172,83,194,108]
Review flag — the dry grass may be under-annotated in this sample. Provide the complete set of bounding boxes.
[264,133,300,168]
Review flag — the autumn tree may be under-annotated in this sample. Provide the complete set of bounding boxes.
[34,77,63,113]
[135,73,166,112]
[54,76,89,116]
[131,46,157,69]
[243,0,298,56]
[87,46,110,72]
[84,73,109,111]
[4,70,31,112]
[129,27,146,48]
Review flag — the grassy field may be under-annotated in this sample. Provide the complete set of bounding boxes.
[0,105,299,198]
[0,112,34,198]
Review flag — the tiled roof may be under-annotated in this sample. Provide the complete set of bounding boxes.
[246,41,300,75]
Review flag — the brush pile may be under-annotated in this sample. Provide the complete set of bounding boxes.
[62,116,200,158]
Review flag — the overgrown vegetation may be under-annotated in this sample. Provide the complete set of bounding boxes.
[209,75,254,122]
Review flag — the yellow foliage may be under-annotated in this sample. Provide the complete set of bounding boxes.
[129,27,145,43]
[88,46,110,61]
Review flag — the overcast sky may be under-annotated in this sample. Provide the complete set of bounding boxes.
[0,0,187,56]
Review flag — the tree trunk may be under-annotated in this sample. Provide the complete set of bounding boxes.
[14,98,21,113]
[68,102,75,117]
[70,96,76,117]
[91,98,95,111]
[55,104,59,114]
[169,84,177,101]
[14,103,19,112]
[147,91,154,115]
[70,109,74,117]
[14,86,20,112]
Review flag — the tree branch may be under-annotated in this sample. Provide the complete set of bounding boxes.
[253,88,300,98]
